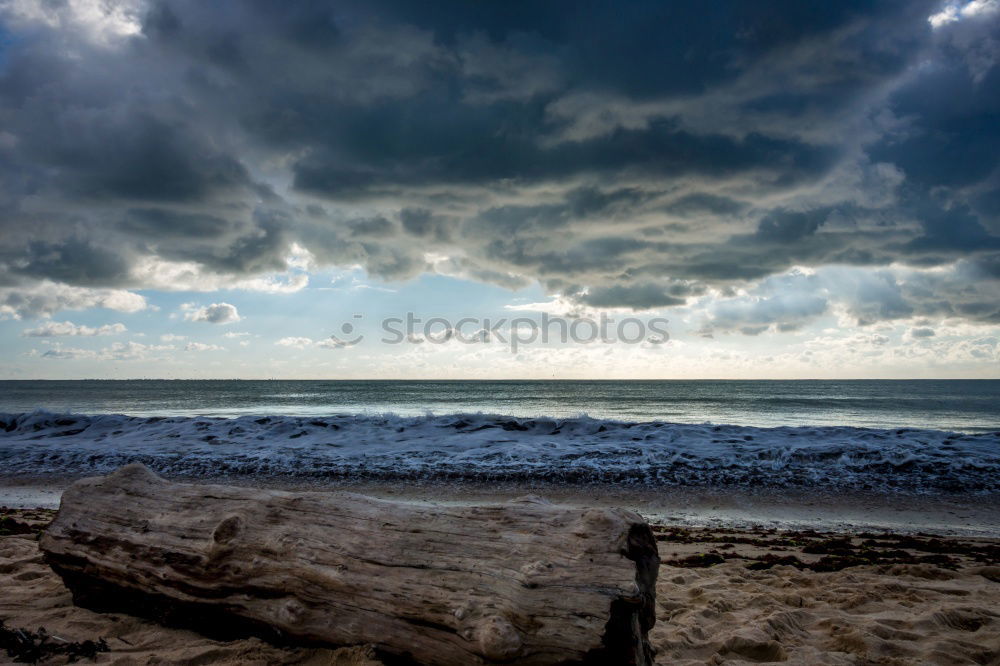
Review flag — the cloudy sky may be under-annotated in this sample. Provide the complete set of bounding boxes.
[0,0,998,379]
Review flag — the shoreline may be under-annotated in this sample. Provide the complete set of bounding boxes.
[5,475,999,537]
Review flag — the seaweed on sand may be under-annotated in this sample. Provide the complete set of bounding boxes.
[0,620,109,663]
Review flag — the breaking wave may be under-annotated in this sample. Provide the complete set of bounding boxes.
[1,410,998,492]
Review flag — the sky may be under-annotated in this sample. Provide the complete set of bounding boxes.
[0,0,998,379]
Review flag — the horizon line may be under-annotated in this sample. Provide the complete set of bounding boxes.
[2,377,998,382]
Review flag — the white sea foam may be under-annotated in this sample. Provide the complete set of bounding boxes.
[1,410,997,491]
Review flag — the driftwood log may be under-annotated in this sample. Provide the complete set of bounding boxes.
[40,464,658,665]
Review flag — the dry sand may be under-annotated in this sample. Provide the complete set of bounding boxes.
[1,511,381,666]
[2,508,999,665]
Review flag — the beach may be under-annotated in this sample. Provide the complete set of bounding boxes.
[1,381,998,663]
[3,0,999,655]
[3,500,999,665]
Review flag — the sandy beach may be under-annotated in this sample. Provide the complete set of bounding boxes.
[3,493,999,665]
[3,0,999,656]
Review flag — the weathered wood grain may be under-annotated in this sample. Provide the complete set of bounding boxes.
[40,464,658,665]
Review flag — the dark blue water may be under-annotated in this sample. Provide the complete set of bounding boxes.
[0,379,997,431]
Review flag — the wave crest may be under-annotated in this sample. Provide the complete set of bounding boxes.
[1,410,998,491]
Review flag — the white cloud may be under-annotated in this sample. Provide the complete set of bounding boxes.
[160,333,186,342]
[328,272,397,293]
[694,271,830,336]
[39,347,92,360]
[233,274,309,294]
[0,282,147,319]
[183,302,241,324]
[22,321,126,337]
[276,337,314,349]
[38,340,174,361]
[184,342,224,352]
[962,0,1000,18]
[929,0,999,28]
[130,257,309,294]
[223,331,251,339]
[105,341,174,360]
[275,336,360,350]
[0,0,142,46]
[930,4,962,27]
[505,296,591,318]
[285,243,315,271]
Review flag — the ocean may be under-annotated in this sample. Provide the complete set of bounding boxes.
[1,379,998,491]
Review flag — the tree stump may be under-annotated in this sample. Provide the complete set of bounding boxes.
[40,464,658,665]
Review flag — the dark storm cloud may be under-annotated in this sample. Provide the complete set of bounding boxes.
[577,283,690,310]
[12,238,134,286]
[869,56,1000,191]
[0,0,997,326]
[291,120,836,197]
[400,208,454,242]
[348,216,396,238]
[755,208,833,242]
[662,194,748,218]
[119,209,234,239]
[902,197,1000,255]
[0,44,252,203]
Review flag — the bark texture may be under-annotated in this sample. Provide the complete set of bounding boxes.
[40,464,658,665]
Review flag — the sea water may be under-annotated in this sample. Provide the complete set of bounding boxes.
[1,379,997,490]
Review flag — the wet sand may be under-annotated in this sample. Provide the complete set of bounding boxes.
[4,476,999,537]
